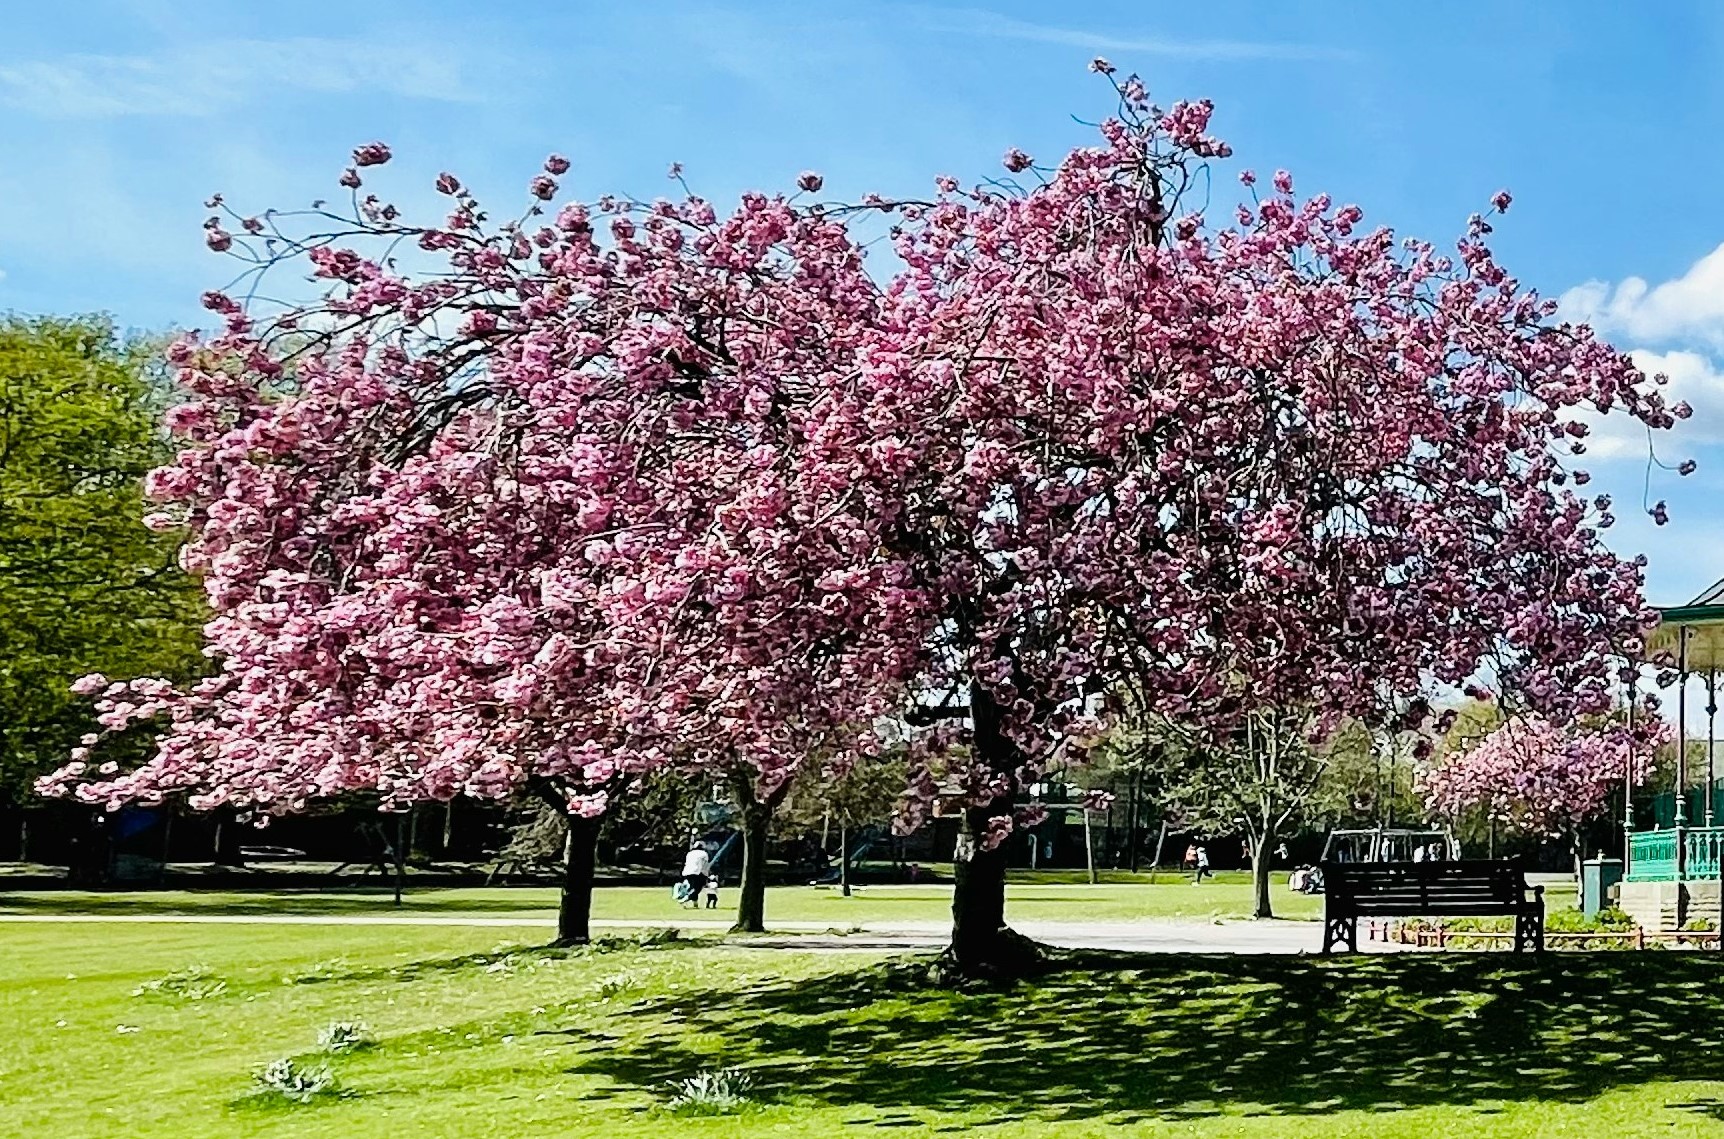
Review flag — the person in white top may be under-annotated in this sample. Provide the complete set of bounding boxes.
[680,843,712,908]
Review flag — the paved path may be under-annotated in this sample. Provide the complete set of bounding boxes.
[0,912,1374,953]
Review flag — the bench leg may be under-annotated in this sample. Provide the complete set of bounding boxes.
[1514,908,1545,953]
[1323,914,1357,955]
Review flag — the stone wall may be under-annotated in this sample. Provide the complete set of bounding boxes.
[1618,879,1723,931]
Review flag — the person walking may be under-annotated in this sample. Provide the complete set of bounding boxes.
[1193,844,1212,884]
[1182,843,1198,875]
[680,841,712,909]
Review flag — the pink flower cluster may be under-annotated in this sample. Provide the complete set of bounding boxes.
[1417,715,1667,837]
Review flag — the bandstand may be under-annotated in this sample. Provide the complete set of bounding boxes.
[1621,580,1724,930]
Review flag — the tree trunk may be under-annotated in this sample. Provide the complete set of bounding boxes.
[731,776,787,935]
[212,809,246,867]
[1148,817,1169,884]
[556,811,601,946]
[1083,808,1097,884]
[839,822,852,897]
[1251,813,1277,920]
[1127,772,1140,873]
[392,812,407,907]
[947,682,1042,977]
[442,799,455,856]
[68,809,113,887]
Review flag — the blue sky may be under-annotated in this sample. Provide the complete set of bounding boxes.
[3,0,1723,609]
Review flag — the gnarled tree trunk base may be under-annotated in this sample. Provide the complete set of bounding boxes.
[934,926,1047,984]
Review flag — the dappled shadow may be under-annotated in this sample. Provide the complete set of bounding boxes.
[1668,1098,1724,1122]
[289,934,701,985]
[566,951,1724,1124]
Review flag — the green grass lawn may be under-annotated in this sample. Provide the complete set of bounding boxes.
[4,920,1724,1138]
[0,873,1581,929]
[0,874,1332,925]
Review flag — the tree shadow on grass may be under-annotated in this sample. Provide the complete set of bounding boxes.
[0,888,553,916]
[567,951,1724,1124]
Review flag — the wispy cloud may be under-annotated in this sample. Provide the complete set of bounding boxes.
[914,7,1353,63]
[0,37,480,118]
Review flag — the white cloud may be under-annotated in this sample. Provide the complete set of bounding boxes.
[1560,242,1724,348]
[1556,244,1724,465]
[0,38,479,118]
[913,7,1353,62]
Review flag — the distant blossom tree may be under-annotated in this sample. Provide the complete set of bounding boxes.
[1417,714,1667,866]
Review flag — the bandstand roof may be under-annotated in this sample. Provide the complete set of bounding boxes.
[1647,577,1724,673]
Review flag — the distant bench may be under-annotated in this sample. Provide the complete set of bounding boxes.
[1321,860,1544,954]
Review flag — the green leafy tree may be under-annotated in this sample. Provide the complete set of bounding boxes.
[0,315,206,819]
[777,754,908,895]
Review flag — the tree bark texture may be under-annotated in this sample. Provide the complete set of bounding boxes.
[839,821,852,897]
[557,811,601,945]
[212,809,246,867]
[731,776,786,934]
[947,682,1042,976]
[1250,829,1275,920]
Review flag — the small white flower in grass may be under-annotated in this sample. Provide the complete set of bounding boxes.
[254,1058,335,1103]
[316,1021,374,1054]
[665,1068,755,1115]
[133,964,226,1001]
[115,1024,139,1034]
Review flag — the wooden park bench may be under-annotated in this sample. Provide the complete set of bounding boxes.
[1321,860,1545,954]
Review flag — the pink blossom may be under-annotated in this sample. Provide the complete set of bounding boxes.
[544,154,571,175]
[352,142,392,167]
[1419,716,1666,838]
[1002,148,1034,173]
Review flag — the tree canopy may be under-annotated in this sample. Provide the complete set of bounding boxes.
[0,315,206,802]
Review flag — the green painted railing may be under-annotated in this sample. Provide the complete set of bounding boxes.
[1627,826,1724,882]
